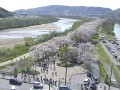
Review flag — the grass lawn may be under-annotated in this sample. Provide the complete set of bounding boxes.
[96,44,111,82]
[112,66,120,84]
[117,65,120,71]
[0,62,16,70]
[96,44,111,65]
[99,26,115,40]
[106,34,114,40]
[99,62,107,81]
[97,44,120,84]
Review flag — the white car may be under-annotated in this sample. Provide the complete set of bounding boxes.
[57,85,72,90]
[33,81,43,89]
[84,78,90,86]
[11,85,15,90]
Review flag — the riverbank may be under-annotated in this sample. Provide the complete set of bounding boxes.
[0,38,24,48]
[0,18,76,48]
[21,23,61,30]
[0,18,76,39]
[0,23,60,48]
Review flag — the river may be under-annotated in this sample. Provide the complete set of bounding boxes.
[114,23,120,40]
[0,18,77,39]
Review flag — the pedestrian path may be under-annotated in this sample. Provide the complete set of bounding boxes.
[0,52,30,67]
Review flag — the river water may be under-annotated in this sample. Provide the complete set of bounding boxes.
[0,18,77,38]
[114,23,120,40]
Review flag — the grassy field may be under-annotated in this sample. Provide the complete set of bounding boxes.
[0,45,30,63]
[99,61,107,81]
[97,44,111,65]
[96,44,111,82]
[96,44,120,84]
[112,65,120,84]
[117,65,120,71]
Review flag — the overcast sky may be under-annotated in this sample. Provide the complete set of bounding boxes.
[0,0,119,11]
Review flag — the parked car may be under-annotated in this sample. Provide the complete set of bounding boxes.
[113,54,117,58]
[110,50,115,53]
[117,56,120,62]
[93,77,99,84]
[33,81,43,89]
[117,47,120,51]
[59,85,72,90]
[90,81,96,90]
[87,71,92,77]
[84,78,90,86]
[9,78,22,85]
[102,40,106,43]
[105,45,111,51]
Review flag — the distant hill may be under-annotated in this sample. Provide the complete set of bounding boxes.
[14,5,112,17]
[0,7,13,18]
[114,8,120,13]
[108,8,120,19]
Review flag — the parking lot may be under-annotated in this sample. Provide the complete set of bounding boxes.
[102,40,120,65]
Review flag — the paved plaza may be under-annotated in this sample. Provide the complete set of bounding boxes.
[0,60,88,90]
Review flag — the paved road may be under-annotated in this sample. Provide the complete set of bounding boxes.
[0,79,33,90]
[0,79,54,90]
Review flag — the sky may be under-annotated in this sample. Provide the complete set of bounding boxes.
[0,0,120,11]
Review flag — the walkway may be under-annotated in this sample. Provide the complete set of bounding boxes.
[0,52,31,67]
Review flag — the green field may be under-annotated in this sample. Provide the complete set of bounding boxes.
[97,44,111,65]
[112,66,120,84]
[99,61,107,81]
[117,65,120,71]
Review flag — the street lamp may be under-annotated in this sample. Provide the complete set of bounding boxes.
[49,81,51,90]
[64,44,68,85]
[65,60,68,85]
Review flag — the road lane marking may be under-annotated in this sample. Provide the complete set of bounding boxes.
[30,87,33,90]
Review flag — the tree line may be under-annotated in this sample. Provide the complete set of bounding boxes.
[0,18,91,63]
[0,16,59,30]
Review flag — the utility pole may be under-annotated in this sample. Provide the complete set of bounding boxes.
[65,60,67,85]
[64,44,68,85]
[49,81,50,90]
[108,63,113,90]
